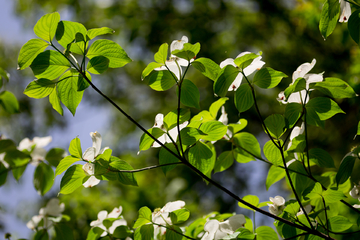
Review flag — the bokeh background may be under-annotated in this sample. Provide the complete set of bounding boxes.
[1,0,360,239]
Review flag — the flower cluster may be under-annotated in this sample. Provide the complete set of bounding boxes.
[27,198,65,230]
[201,214,246,240]
[18,136,52,166]
[267,196,285,215]
[90,205,129,237]
[82,131,109,188]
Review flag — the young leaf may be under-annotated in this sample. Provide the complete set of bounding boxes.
[24,79,55,99]
[141,62,163,80]
[228,119,248,135]
[256,226,278,240]
[133,207,152,228]
[30,50,71,80]
[169,209,190,224]
[263,140,282,166]
[191,57,220,81]
[68,137,82,158]
[163,109,191,130]
[18,39,49,70]
[238,195,259,211]
[264,114,286,138]
[57,70,85,115]
[266,165,286,190]
[319,0,340,40]
[154,43,168,64]
[209,97,228,119]
[55,155,80,176]
[233,132,261,159]
[159,144,180,175]
[144,70,177,91]
[235,84,254,113]
[172,42,200,61]
[213,65,238,97]
[253,67,287,89]
[34,12,61,42]
[199,121,227,142]
[59,164,87,194]
[283,78,306,99]
[178,79,200,109]
[86,227,104,240]
[0,91,20,114]
[87,27,114,40]
[188,141,214,175]
[34,162,54,196]
[87,39,132,68]
[234,53,259,69]
[138,128,165,152]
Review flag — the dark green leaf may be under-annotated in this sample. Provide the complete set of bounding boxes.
[306,97,344,127]
[34,162,54,195]
[188,141,214,174]
[0,91,19,114]
[134,225,154,240]
[179,127,207,146]
[214,65,238,97]
[285,103,303,128]
[178,79,200,109]
[319,0,340,40]
[109,157,138,186]
[159,144,180,175]
[87,56,110,74]
[165,225,183,240]
[336,154,356,185]
[253,67,287,89]
[54,223,74,240]
[214,151,234,173]
[264,114,286,138]
[46,148,66,167]
[309,148,335,168]
[235,84,254,113]
[348,9,360,44]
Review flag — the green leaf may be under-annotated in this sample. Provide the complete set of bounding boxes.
[172,42,200,61]
[109,157,138,186]
[46,148,66,167]
[87,56,110,74]
[263,140,282,166]
[309,148,335,168]
[57,70,85,115]
[0,139,16,153]
[87,27,114,40]
[209,97,228,119]
[24,79,55,99]
[319,0,340,40]
[187,110,213,128]
[165,226,183,240]
[191,57,220,81]
[238,195,259,211]
[253,67,287,89]
[179,127,207,146]
[255,226,278,240]
[214,151,234,173]
[138,128,165,152]
[163,109,190,130]
[178,79,200,109]
[348,9,360,44]
[235,84,254,113]
[112,226,132,239]
[49,85,63,115]
[34,12,60,42]
[322,188,346,203]
[199,121,228,142]
[54,223,74,240]
[55,155,80,176]
[141,62,163,80]
[12,165,27,181]
[285,103,303,128]
[69,137,82,158]
[0,91,19,114]
[154,43,168,64]
[214,65,238,97]
[170,209,190,224]
[266,165,286,190]
[328,216,353,232]
[284,78,306,99]
[34,229,49,240]
[134,225,154,240]
[237,228,255,240]
[336,154,356,185]
[144,70,177,91]
[87,39,132,68]
[159,144,180,175]
[34,162,54,195]
[287,161,312,198]
[314,77,358,98]
[306,97,344,127]
[18,39,49,70]
[234,53,259,69]
[264,114,286,138]
[59,164,87,194]
[233,132,261,159]
[56,20,87,54]
[133,207,152,228]
[86,227,104,240]
[188,141,214,174]
[228,119,248,135]
[0,162,7,187]
[30,50,70,80]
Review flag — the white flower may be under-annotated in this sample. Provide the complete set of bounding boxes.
[26,198,65,230]
[296,204,312,217]
[287,122,305,150]
[201,214,246,240]
[82,131,109,188]
[18,136,52,166]
[152,113,188,148]
[214,106,232,141]
[339,0,351,23]
[0,152,8,169]
[277,90,308,104]
[220,52,265,91]
[267,196,285,215]
[155,36,190,81]
[350,182,360,201]
[90,206,127,237]
[152,200,185,236]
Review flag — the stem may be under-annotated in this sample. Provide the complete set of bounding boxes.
[304,107,312,177]
[106,162,183,173]
[253,211,256,232]
[322,197,330,237]
[152,222,196,240]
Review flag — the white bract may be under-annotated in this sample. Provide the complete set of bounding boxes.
[277,59,323,104]
[287,122,305,150]
[26,198,65,230]
[350,182,360,201]
[220,52,265,91]
[268,196,285,215]
[18,136,52,166]
[201,214,246,240]
[82,131,109,188]
[215,106,232,141]
[152,200,185,237]
[90,206,127,237]
[339,0,351,23]
[155,36,190,81]
[152,113,188,148]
